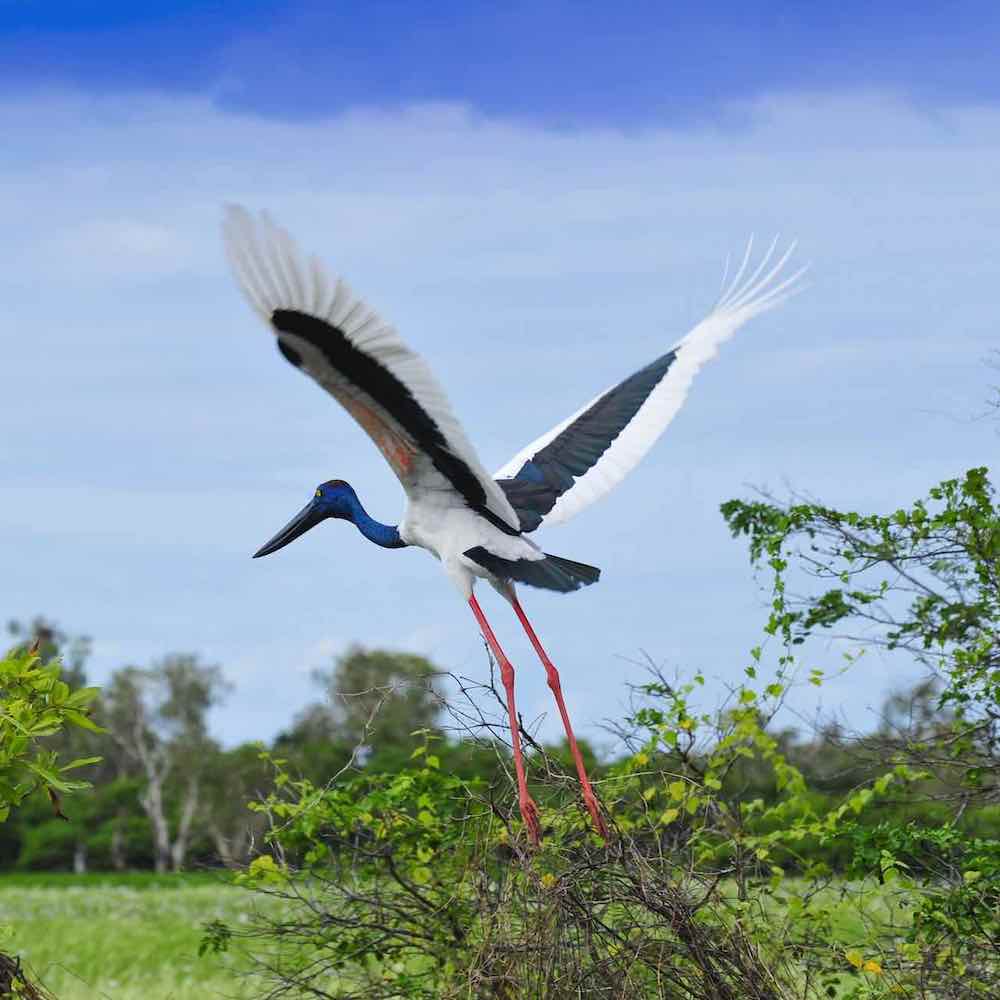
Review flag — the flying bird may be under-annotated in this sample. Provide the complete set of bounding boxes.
[223,207,803,845]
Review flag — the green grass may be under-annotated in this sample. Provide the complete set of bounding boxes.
[0,871,923,999]
[0,871,223,890]
[0,872,267,1000]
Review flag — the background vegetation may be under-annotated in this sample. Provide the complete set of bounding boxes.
[2,462,998,998]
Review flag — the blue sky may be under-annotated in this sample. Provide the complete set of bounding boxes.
[4,2,1000,123]
[2,4,998,748]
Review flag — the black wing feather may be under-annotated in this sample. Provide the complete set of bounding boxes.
[496,349,678,532]
[274,309,520,537]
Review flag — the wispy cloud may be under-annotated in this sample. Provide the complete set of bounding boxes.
[37,218,191,280]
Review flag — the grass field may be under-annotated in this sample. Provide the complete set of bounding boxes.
[0,870,924,999]
[0,872,264,1000]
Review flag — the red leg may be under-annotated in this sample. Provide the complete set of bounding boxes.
[509,593,610,841]
[468,594,542,846]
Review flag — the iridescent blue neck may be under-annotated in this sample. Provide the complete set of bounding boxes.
[346,495,406,549]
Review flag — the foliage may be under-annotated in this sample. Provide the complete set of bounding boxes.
[0,641,103,998]
[13,778,155,871]
[721,466,999,797]
[6,617,91,689]
[101,654,231,872]
[204,467,1000,999]
[846,822,1000,995]
[203,652,947,1000]
[217,675,997,998]
[209,733,798,1000]
[4,468,998,999]
[720,466,1000,997]
[0,645,102,823]
[0,642,456,875]
[198,742,272,868]
[287,645,445,756]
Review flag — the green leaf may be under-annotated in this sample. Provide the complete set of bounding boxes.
[60,756,102,772]
[24,759,60,785]
[62,709,105,733]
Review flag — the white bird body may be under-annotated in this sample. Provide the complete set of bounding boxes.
[222,205,805,845]
[399,493,544,599]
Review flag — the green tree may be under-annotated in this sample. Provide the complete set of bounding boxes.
[722,466,1000,994]
[13,776,152,871]
[103,654,229,872]
[199,743,272,868]
[290,646,444,757]
[722,466,999,799]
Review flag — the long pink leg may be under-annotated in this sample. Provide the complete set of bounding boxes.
[468,594,542,846]
[509,593,610,841]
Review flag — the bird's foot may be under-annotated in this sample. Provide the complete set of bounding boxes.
[519,792,542,847]
[582,790,610,842]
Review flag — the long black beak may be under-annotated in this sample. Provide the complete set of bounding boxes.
[253,500,326,558]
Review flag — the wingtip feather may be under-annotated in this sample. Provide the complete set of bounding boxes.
[713,236,805,319]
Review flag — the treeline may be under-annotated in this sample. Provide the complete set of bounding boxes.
[3,616,996,874]
[0,630,453,873]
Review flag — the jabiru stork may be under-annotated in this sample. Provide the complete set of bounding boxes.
[222,207,803,845]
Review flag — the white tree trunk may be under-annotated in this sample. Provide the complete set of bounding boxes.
[169,778,199,872]
[111,669,218,875]
[126,699,174,874]
[141,771,172,874]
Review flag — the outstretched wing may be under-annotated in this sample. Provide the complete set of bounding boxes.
[223,206,521,536]
[494,239,805,531]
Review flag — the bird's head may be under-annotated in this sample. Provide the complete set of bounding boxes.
[252,480,359,558]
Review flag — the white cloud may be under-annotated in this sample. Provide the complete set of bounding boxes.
[37,218,190,279]
[1,89,998,746]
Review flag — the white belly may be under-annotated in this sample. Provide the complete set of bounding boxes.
[399,494,542,597]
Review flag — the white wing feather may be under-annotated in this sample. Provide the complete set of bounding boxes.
[224,206,522,533]
[494,238,806,526]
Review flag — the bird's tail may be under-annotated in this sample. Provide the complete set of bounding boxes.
[539,552,601,592]
[464,546,600,593]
